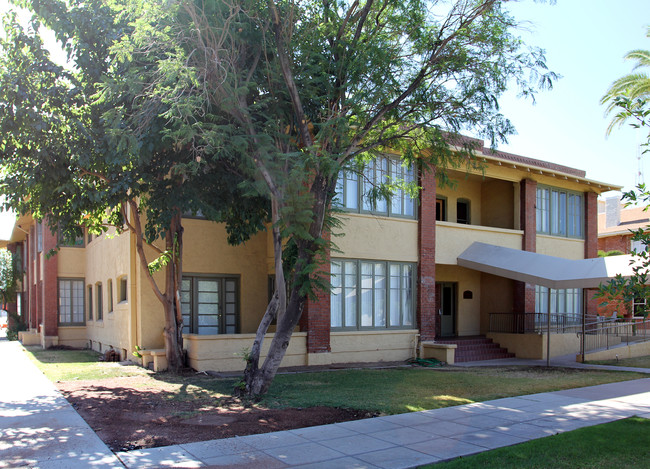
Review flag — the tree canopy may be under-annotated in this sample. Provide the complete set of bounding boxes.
[1,0,557,394]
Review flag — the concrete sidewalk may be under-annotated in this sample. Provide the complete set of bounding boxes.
[116,376,650,468]
[0,338,124,468]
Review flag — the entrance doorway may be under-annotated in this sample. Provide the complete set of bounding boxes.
[437,282,457,337]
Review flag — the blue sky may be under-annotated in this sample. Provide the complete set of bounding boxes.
[1,0,649,237]
[498,0,649,195]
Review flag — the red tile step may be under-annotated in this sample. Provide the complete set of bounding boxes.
[435,335,515,363]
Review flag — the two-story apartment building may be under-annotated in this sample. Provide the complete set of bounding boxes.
[2,139,621,370]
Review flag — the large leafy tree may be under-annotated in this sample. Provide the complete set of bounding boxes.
[107,0,556,396]
[0,0,267,369]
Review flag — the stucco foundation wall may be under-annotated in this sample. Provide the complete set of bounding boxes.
[582,341,650,361]
[334,214,418,262]
[184,333,307,372]
[488,332,580,359]
[479,274,514,334]
[330,330,418,363]
[58,326,88,348]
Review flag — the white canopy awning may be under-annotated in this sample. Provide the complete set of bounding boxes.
[457,242,642,289]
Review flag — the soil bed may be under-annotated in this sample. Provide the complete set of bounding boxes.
[57,375,375,452]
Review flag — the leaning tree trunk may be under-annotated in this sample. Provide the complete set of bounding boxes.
[242,174,334,398]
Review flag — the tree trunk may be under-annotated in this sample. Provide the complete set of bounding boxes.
[243,174,334,397]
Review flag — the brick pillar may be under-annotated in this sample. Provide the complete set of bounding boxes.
[42,223,59,338]
[28,227,37,330]
[514,179,537,313]
[418,169,437,341]
[584,191,599,316]
[300,236,331,354]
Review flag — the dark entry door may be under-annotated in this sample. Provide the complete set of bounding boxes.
[437,282,457,337]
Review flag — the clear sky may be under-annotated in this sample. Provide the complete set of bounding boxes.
[0,0,649,238]
[498,0,649,196]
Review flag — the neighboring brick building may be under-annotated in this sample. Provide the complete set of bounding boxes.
[1,140,620,368]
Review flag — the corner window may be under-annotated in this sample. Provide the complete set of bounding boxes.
[181,276,239,335]
[334,156,416,218]
[58,279,84,325]
[457,199,470,224]
[331,259,414,329]
[536,186,583,238]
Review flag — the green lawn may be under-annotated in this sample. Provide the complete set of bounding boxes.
[24,346,647,415]
[25,346,149,382]
[588,355,650,369]
[420,417,650,468]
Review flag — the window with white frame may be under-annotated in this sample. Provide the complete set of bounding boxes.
[331,259,414,329]
[631,239,647,253]
[58,279,84,325]
[334,156,416,218]
[534,285,582,324]
[536,186,583,238]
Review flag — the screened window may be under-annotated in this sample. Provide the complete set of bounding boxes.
[118,277,128,302]
[331,259,414,329]
[536,186,583,238]
[37,222,43,253]
[334,156,416,218]
[96,283,103,321]
[436,198,447,221]
[457,199,470,224]
[181,276,239,335]
[58,279,84,325]
[107,279,114,313]
[87,286,93,321]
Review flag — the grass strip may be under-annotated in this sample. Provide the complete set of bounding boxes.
[421,417,650,469]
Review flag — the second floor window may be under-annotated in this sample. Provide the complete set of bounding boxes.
[536,186,583,238]
[335,156,416,218]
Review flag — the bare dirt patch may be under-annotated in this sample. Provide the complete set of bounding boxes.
[57,375,375,452]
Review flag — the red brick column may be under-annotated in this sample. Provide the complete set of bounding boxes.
[28,226,37,330]
[42,223,59,338]
[4,243,19,327]
[514,179,537,313]
[584,191,599,316]
[301,235,331,354]
[418,169,437,341]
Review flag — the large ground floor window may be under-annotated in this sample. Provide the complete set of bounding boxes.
[331,259,415,329]
[58,278,85,325]
[534,285,582,325]
[181,276,239,335]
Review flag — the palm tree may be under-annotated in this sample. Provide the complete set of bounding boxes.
[601,28,650,135]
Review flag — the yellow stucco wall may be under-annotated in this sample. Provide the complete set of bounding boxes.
[581,341,650,361]
[330,330,418,363]
[84,229,134,359]
[58,326,88,348]
[435,223,523,265]
[334,214,418,262]
[184,332,307,372]
[57,246,86,277]
[536,235,585,260]
[480,180,515,229]
[487,332,580,359]
[436,265,481,336]
[479,274,515,333]
[182,218,270,334]
[437,175,482,225]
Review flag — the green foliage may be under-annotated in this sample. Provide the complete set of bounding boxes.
[0,249,19,306]
[132,345,143,359]
[598,249,625,257]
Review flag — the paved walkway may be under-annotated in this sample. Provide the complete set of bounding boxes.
[2,337,650,469]
[0,338,124,468]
